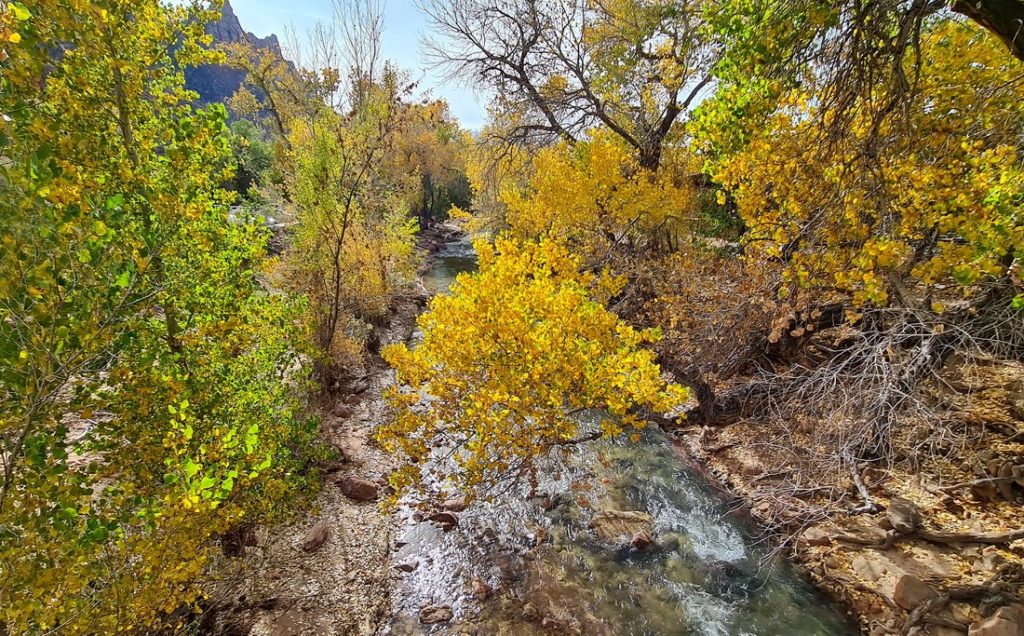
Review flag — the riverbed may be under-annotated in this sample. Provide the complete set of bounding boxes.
[387,237,856,635]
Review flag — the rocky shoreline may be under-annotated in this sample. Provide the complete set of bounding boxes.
[204,227,459,636]
[669,361,1024,636]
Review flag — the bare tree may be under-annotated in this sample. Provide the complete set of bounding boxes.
[420,0,719,168]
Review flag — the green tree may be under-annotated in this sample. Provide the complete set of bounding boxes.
[0,2,318,631]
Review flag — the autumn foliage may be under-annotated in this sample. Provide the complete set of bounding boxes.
[378,236,689,500]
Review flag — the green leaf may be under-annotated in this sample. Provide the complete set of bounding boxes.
[12,3,31,21]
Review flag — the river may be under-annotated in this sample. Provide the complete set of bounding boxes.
[389,236,855,635]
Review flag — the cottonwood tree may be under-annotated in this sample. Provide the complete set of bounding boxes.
[423,0,719,168]
[1,1,317,631]
[379,236,689,501]
[688,15,1024,518]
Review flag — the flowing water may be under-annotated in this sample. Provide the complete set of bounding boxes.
[388,238,855,635]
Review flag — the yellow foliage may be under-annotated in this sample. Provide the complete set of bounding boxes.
[714,20,1024,305]
[378,236,689,500]
[500,130,696,257]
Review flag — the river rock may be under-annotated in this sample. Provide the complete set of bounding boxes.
[887,497,922,534]
[419,604,453,625]
[301,521,330,552]
[441,496,468,512]
[522,602,541,621]
[590,510,653,543]
[395,560,418,573]
[968,605,1024,636]
[470,576,492,599]
[893,574,940,610]
[428,511,459,530]
[630,530,654,550]
[338,476,379,502]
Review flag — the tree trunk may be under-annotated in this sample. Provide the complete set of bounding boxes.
[953,0,1024,60]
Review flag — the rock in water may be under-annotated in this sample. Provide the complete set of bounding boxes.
[470,576,492,600]
[419,605,453,624]
[590,510,653,543]
[887,497,922,534]
[441,496,468,512]
[630,530,654,550]
[338,476,379,502]
[428,511,459,530]
[301,521,330,552]
[893,574,940,610]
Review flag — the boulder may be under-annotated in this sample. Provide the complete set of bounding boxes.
[968,605,1024,636]
[893,574,940,610]
[801,526,833,547]
[590,510,653,544]
[338,476,379,502]
[301,521,330,552]
[419,605,453,625]
[887,497,922,534]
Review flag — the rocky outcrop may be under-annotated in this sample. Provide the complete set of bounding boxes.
[184,0,288,106]
[968,605,1024,636]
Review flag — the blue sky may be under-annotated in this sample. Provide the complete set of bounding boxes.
[228,0,489,130]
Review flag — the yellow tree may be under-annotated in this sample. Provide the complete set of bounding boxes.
[500,129,696,258]
[391,99,471,229]
[0,1,317,631]
[378,236,689,501]
[713,20,1024,308]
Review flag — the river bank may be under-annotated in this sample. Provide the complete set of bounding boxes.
[670,361,1024,635]
[205,227,1021,636]
[203,228,455,635]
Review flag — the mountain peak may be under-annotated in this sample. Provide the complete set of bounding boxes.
[185,0,287,106]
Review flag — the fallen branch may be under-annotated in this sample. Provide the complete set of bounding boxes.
[917,527,1024,546]
[937,474,1022,492]
[834,526,1024,548]
[846,456,881,514]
